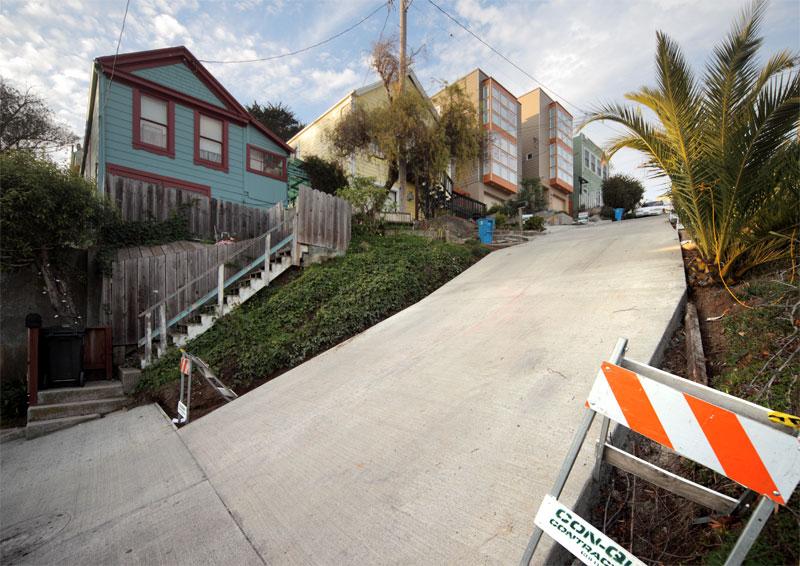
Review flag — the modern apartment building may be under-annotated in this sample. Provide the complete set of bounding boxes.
[518,88,574,213]
[573,133,607,212]
[431,69,521,208]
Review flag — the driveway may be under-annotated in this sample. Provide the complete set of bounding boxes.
[1,216,685,565]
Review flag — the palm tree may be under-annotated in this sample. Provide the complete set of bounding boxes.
[585,0,799,281]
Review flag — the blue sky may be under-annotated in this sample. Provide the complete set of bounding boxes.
[2,0,798,198]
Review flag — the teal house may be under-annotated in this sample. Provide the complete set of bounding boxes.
[572,133,607,213]
[79,46,292,209]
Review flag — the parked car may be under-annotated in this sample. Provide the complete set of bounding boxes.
[633,201,672,217]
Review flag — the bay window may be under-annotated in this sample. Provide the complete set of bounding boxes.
[194,111,228,171]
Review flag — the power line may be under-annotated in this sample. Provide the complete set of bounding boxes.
[101,0,131,114]
[424,0,625,135]
[361,2,393,87]
[199,2,389,64]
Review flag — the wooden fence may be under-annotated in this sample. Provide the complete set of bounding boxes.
[295,186,351,252]
[106,171,282,240]
[101,205,293,346]
[101,185,352,348]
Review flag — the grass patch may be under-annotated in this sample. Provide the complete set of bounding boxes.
[138,233,488,393]
[713,280,799,414]
[703,279,799,565]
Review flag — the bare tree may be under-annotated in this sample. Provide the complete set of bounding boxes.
[0,79,77,153]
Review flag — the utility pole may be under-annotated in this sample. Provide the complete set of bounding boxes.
[398,0,410,218]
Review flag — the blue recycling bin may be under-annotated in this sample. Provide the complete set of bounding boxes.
[613,208,624,222]
[477,217,495,244]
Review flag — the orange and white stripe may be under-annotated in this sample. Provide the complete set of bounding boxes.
[587,362,800,506]
[179,356,191,375]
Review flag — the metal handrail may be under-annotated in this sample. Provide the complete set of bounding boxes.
[137,232,294,347]
[139,217,292,318]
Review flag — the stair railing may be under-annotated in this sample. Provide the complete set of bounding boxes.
[138,213,298,364]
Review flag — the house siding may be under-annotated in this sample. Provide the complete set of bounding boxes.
[573,134,605,211]
[288,82,428,216]
[132,64,226,109]
[103,79,287,208]
[85,78,102,184]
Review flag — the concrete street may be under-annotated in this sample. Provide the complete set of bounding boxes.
[1,216,685,565]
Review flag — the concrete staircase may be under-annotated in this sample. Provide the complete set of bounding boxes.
[26,381,128,439]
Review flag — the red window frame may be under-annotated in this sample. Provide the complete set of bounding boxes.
[193,110,229,172]
[132,88,175,158]
[245,144,287,181]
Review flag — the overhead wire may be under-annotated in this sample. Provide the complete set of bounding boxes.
[423,0,628,137]
[199,2,389,64]
[101,0,132,115]
[361,1,393,87]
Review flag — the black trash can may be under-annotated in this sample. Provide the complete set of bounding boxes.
[42,327,85,388]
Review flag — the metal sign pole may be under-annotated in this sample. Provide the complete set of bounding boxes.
[178,357,185,419]
[520,338,628,566]
[185,357,192,422]
[174,353,191,425]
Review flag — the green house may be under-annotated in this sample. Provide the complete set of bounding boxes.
[572,134,608,213]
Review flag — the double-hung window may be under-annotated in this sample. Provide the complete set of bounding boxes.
[194,112,228,171]
[132,89,174,157]
[246,145,286,180]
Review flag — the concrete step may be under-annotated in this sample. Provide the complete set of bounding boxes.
[38,381,124,405]
[27,397,128,422]
[26,414,101,439]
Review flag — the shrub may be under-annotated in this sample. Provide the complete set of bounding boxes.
[601,174,645,213]
[299,155,348,195]
[516,178,547,212]
[523,216,545,231]
[493,211,508,227]
[336,176,387,226]
[1,378,27,423]
[0,151,109,268]
[95,207,192,275]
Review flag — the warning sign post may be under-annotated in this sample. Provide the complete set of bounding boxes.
[520,338,800,566]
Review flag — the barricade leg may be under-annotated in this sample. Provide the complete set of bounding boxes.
[520,337,628,566]
[520,408,596,566]
[723,497,775,566]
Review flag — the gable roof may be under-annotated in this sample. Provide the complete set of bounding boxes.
[95,46,293,153]
[287,69,436,146]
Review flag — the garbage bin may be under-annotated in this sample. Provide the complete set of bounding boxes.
[613,208,625,222]
[42,327,84,388]
[477,217,495,244]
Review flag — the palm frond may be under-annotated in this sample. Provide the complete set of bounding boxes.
[585,1,798,281]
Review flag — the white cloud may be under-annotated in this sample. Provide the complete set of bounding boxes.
[152,14,190,43]
[0,0,797,197]
[305,67,361,101]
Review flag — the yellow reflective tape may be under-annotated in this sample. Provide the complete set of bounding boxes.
[767,411,800,430]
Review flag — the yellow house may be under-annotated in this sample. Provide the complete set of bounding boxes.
[288,71,436,218]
